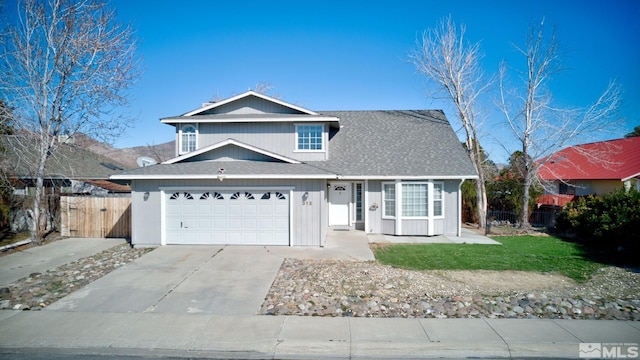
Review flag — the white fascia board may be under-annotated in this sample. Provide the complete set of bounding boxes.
[622,172,640,182]
[182,90,319,116]
[161,116,339,124]
[110,174,335,180]
[334,175,480,180]
[163,138,301,164]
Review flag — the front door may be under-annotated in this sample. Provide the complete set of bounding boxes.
[329,182,350,226]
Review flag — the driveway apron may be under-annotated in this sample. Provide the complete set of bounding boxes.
[46,245,283,315]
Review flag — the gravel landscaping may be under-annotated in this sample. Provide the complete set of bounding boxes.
[1,241,638,320]
[259,258,640,320]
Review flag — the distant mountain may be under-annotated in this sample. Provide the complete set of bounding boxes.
[72,134,175,169]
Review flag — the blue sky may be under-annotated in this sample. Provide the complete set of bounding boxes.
[35,1,640,162]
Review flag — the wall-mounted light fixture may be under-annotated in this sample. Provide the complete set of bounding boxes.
[302,191,309,201]
[143,191,150,201]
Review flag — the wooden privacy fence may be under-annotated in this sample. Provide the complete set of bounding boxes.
[60,196,131,238]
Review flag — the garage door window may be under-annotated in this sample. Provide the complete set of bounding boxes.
[169,192,194,200]
[230,191,256,200]
[200,192,225,200]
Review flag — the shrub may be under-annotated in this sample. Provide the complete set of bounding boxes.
[555,188,640,252]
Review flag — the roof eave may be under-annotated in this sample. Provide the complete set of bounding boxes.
[110,174,336,180]
[160,116,340,124]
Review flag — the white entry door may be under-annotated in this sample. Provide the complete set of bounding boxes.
[328,182,350,226]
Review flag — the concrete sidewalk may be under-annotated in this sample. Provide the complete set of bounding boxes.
[0,311,638,359]
[368,227,501,245]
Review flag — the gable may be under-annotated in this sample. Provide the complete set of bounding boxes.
[183,90,317,117]
[163,138,300,165]
[184,144,281,162]
[199,95,306,116]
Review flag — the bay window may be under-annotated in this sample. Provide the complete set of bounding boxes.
[382,181,444,219]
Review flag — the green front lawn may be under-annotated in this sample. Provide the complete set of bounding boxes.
[373,235,603,282]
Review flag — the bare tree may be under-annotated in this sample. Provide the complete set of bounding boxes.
[0,0,141,242]
[498,20,621,229]
[410,16,492,229]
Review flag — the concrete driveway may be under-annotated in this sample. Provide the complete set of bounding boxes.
[46,245,287,315]
[45,231,374,315]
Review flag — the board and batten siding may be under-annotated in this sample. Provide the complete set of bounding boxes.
[130,179,325,247]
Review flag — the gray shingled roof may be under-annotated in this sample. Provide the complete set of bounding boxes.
[1,135,131,179]
[113,110,477,180]
[309,110,477,177]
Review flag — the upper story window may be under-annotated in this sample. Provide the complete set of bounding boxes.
[180,124,197,154]
[296,124,323,151]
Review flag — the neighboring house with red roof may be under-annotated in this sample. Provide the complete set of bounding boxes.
[537,137,640,207]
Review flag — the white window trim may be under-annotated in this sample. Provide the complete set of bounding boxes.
[294,123,325,152]
[401,182,429,219]
[352,182,364,224]
[432,182,445,219]
[382,182,397,219]
[179,124,198,155]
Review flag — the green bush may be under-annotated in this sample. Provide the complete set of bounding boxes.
[555,188,640,252]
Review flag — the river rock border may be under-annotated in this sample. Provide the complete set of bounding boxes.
[259,259,640,320]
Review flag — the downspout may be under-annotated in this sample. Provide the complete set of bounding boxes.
[364,179,369,234]
[458,179,464,237]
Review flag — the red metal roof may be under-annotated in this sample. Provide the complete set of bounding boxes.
[537,137,640,181]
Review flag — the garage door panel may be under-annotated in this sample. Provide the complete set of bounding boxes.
[227,218,243,229]
[197,218,212,229]
[165,189,290,245]
[228,204,242,215]
[243,218,257,229]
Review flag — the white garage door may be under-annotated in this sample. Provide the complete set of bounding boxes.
[165,189,290,245]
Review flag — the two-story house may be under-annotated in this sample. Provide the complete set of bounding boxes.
[111,90,478,247]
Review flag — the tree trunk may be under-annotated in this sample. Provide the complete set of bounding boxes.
[475,175,487,229]
[520,174,532,229]
[31,138,52,244]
